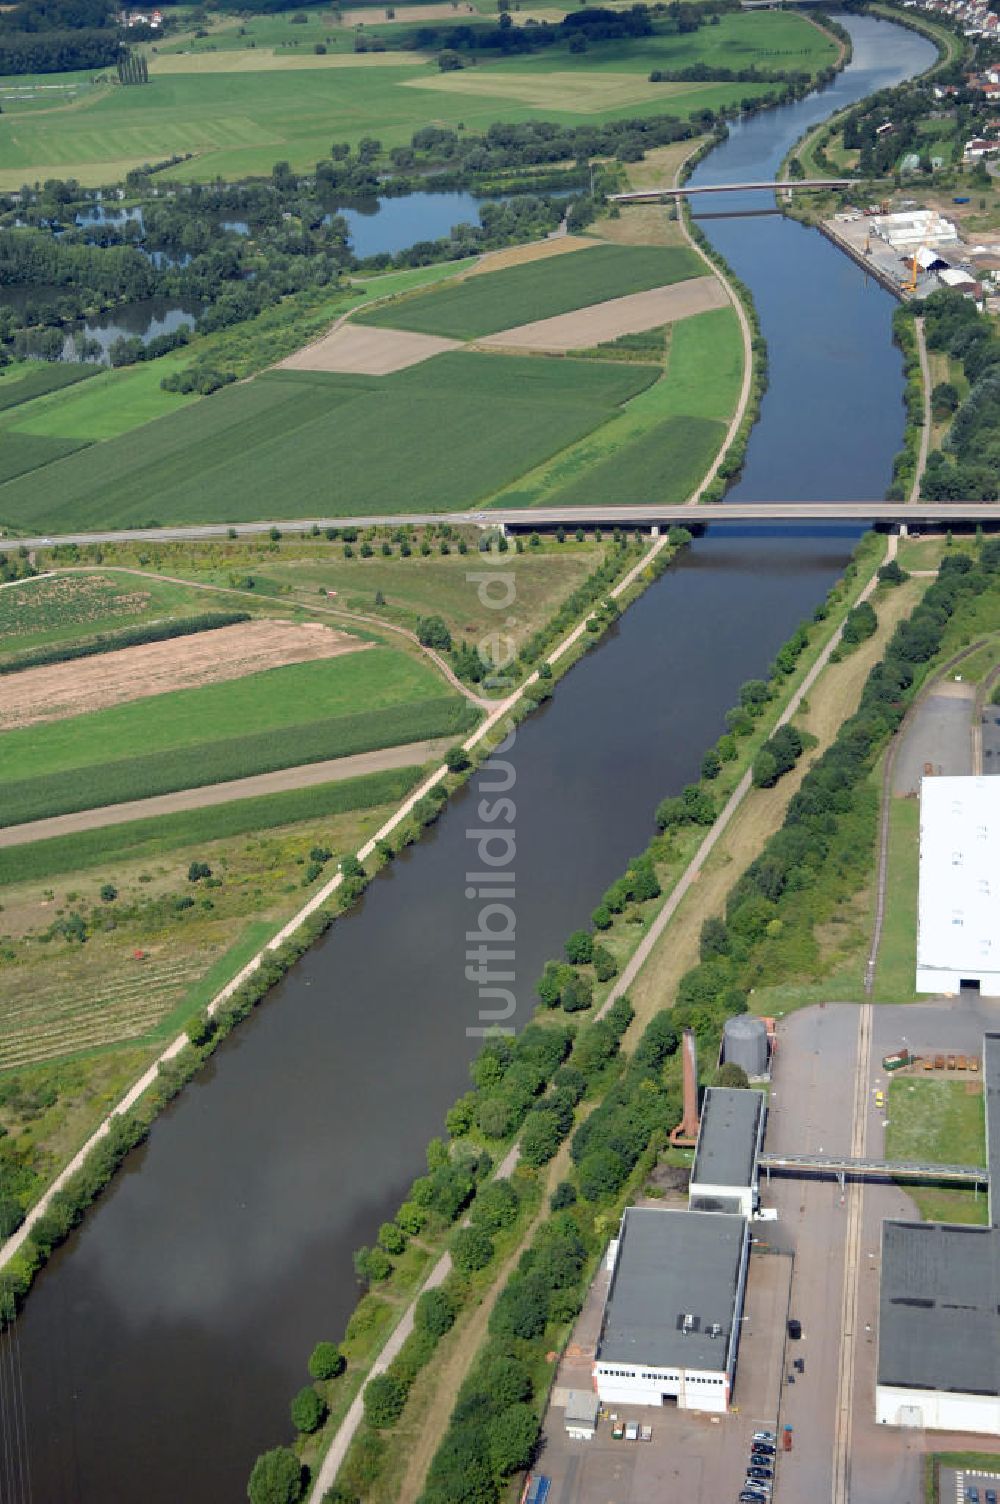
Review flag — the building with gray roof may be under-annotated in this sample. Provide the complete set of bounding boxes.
[689,1086,766,1217]
[593,1207,749,1413]
[876,1033,1000,1435]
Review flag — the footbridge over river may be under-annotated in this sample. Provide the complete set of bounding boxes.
[610,179,853,201]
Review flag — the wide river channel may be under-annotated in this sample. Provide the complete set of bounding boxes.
[3,14,936,1501]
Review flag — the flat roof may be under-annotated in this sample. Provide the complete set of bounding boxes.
[597,1207,746,1373]
[878,1220,1000,1396]
[691,1087,763,1190]
[917,777,1000,980]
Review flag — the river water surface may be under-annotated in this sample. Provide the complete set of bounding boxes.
[3,15,935,1502]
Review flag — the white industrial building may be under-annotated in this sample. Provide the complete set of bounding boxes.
[688,1086,767,1218]
[916,776,1000,996]
[593,1207,750,1413]
[875,1033,1000,1435]
[871,208,960,250]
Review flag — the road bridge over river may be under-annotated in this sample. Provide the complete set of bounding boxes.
[4,503,1000,550]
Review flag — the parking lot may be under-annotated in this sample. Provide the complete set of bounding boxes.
[944,1467,1000,1504]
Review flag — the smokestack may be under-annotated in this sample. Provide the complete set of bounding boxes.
[670,1028,700,1148]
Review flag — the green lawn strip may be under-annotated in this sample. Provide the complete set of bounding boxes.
[492,304,743,508]
[0,765,426,884]
[550,414,726,506]
[147,919,279,1041]
[873,795,920,1003]
[356,244,702,338]
[349,259,479,301]
[0,361,98,412]
[0,352,653,528]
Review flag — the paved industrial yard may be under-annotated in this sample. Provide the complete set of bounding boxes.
[536,998,1000,1504]
[893,678,975,794]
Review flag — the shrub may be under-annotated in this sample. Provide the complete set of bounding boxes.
[451,1225,495,1273]
[519,1106,567,1167]
[842,600,877,646]
[377,1221,406,1255]
[701,748,722,780]
[560,973,592,1013]
[592,944,617,982]
[247,1447,303,1504]
[308,1341,345,1381]
[550,1181,577,1210]
[415,1286,456,1339]
[291,1385,326,1434]
[564,929,593,964]
[363,1373,407,1429]
[445,745,470,773]
[591,904,612,930]
[470,1179,519,1232]
[353,1245,392,1284]
[417,615,452,651]
[187,861,211,882]
[99,883,117,902]
[487,1403,539,1480]
[878,559,908,585]
[715,1062,749,1088]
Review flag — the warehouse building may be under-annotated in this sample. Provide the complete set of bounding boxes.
[593,1207,749,1413]
[689,1085,766,1217]
[916,777,1000,996]
[876,1034,1000,1434]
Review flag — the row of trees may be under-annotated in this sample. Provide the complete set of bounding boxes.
[912,290,1000,501]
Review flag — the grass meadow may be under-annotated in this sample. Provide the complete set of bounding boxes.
[0,362,98,413]
[358,243,702,337]
[0,648,474,823]
[0,353,655,529]
[0,12,833,184]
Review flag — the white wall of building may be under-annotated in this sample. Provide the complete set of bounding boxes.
[876,1384,1000,1435]
[594,1362,730,1413]
[688,1180,755,1218]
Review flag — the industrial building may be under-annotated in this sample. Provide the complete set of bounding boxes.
[875,1033,1000,1434]
[916,776,1000,996]
[593,1207,750,1413]
[689,1085,766,1217]
[870,208,960,250]
[723,1013,770,1079]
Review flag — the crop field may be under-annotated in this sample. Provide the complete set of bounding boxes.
[495,303,743,507]
[0,763,425,886]
[551,413,726,505]
[0,432,89,486]
[5,353,199,442]
[0,362,98,413]
[0,648,472,824]
[0,354,655,529]
[358,243,702,338]
[0,572,233,659]
[0,10,827,185]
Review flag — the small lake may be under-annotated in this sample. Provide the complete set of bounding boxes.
[0,285,200,363]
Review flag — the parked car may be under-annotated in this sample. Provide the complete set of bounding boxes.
[984,1490,996,1504]
[749,1466,774,1481]
[753,1431,777,1444]
[751,1442,775,1456]
[966,1488,980,1504]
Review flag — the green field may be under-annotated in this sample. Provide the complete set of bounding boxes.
[0,763,424,886]
[0,649,476,824]
[0,362,98,413]
[0,12,831,184]
[0,572,237,659]
[0,432,90,486]
[359,244,701,337]
[874,796,921,1003]
[0,352,655,529]
[494,303,743,507]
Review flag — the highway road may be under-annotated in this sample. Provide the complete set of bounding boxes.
[2,503,999,551]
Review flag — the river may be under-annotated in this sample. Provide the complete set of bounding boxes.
[0,14,936,1502]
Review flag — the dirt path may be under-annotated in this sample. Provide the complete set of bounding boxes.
[909,317,931,504]
[0,739,451,848]
[33,566,492,709]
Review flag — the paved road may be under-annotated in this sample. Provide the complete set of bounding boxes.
[0,739,452,847]
[2,504,1000,552]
